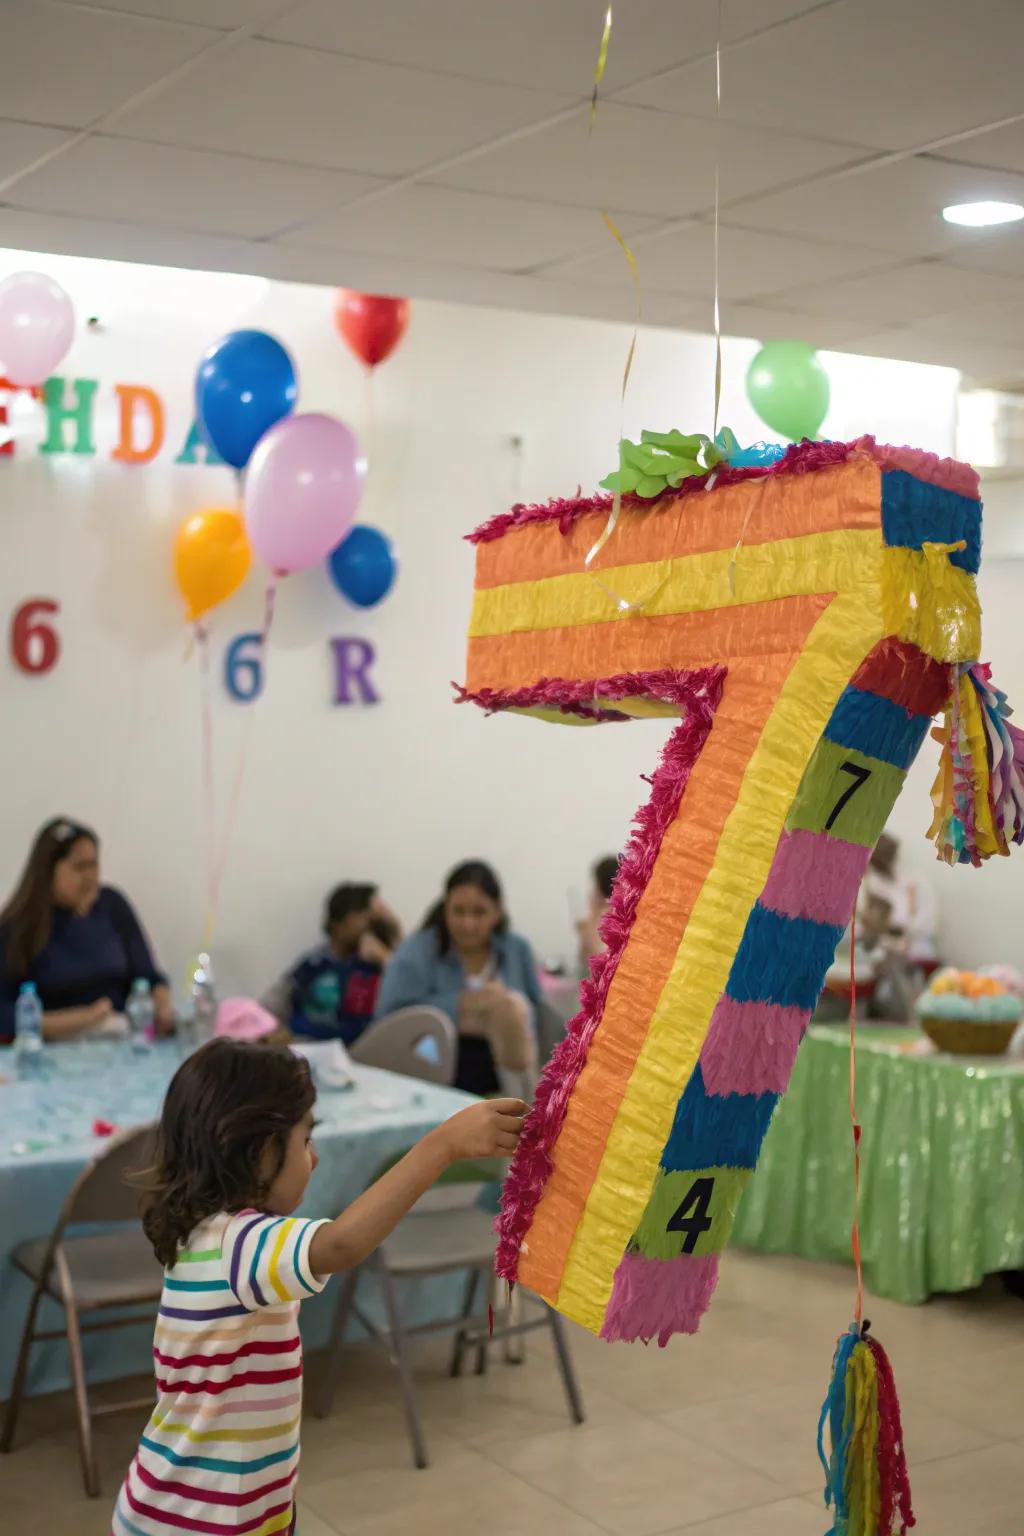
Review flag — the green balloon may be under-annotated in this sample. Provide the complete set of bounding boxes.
[745,340,830,442]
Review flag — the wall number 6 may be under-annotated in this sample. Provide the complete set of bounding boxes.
[10,598,60,675]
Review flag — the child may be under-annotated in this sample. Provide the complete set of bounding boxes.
[113,1038,525,1535]
[575,854,620,973]
[263,883,402,1047]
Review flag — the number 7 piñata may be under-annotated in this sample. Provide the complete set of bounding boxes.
[458,434,1024,1532]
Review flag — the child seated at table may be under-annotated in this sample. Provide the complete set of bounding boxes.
[113,1038,524,1536]
[262,883,401,1046]
[575,853,620,973]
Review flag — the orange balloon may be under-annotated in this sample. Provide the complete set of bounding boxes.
[174,508,251,623]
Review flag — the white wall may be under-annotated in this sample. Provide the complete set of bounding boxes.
[3,247,1005,1002]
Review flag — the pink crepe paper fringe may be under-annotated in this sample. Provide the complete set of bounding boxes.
[467,436,975,547]
[868,1334,916,1536]
[493,665,726,1286]
[454,667,720,722]
[600,1251,720,1345]
[452,680,629,723]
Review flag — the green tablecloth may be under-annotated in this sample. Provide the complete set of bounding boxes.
[733,1025,1024,1302]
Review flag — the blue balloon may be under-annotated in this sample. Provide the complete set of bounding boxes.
[328,525,397,608]
[195,329,298,469]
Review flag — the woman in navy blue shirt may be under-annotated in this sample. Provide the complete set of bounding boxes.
[377,861,541,1095]
[0,817,170,1044]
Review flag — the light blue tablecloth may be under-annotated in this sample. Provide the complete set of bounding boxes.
[0,1040,474,1399]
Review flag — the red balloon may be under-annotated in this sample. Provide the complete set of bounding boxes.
[334,291,410,369]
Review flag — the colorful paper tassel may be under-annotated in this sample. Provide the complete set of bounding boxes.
[818,1323,915,1536]
[929,661,1024,865]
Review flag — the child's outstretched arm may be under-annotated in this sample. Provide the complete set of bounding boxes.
[309,1098,526,1276]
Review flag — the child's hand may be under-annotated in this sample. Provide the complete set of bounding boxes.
[442,1098,528,1161]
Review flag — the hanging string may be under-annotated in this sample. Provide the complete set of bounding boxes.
[711,0,722,439]
[583,210,642,594]
[364,365,376,481]
[202,579,278,949]
[581,2,727,617]
[581,3,655,615]
[195,621,217,931]
[848,912,864,1329]
[590,5,612,128]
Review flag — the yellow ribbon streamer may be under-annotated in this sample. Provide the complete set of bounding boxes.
[712,0,722,439]
[589,6,613,130]
[583,211,642,592]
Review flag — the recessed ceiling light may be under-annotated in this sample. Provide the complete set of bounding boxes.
[942,200,1024,228]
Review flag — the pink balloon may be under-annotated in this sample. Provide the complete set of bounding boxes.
[245,413,366,575]
[0,271,75,386]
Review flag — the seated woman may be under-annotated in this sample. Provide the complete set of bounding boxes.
[575,853,620,973]
[0,817,171,1044]
[264,883,400,1046]
[376,860,541,1095]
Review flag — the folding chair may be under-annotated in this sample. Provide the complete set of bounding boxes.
[314,1165,584,1468]
[0,1123,161,1496]
[349,1007,457,1084]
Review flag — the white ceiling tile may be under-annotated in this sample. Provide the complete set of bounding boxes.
[107,38,573,174]
[0,1,214,129]
[5,136,382,240]
[430,102,865,218]
[901,302,1024,349]
[762,259,1024,325]
[726,156,1024,258]
[716,301,877,350]
[0,205,289,279]
[937,124,1024,177]
[57,0,284,26]
[0,120,74,183]
[942,225,1024,280]
[837,325,1024,385]
[540,219,900,298]
[260,0,820,94]
[274,184,657,271]
[611,0,1024,152]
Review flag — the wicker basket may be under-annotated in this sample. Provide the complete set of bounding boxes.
[919,1014,1018,1056]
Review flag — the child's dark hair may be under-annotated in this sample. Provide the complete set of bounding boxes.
[323,882,376,935]
[139,1038,316,1268]
[594,854,620,902]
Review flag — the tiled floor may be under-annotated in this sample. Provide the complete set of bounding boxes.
[4,1252,1022,1535]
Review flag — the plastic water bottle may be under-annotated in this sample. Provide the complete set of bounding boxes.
[127,978,155,1053]
[14,981,44,1077]
[191,953,217,1044]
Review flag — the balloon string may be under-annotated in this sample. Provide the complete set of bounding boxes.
[203,579,277,948]
[849,913,864,1329]
[711,0,722,438]
[196,621,217,930]
[364,365,376,476]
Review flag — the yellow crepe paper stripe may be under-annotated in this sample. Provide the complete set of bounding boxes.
[554,588,883,1333]
[880,544,980,663]
[469,529,883,641]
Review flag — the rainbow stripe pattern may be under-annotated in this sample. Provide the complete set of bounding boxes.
[460,437,982,1344]
[112,1209,328,1535]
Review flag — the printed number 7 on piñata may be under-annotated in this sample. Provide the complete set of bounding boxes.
[458,437,997,1346]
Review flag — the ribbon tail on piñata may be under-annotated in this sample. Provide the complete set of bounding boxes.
[929,660,1024,865]
[818,1323,915,1536]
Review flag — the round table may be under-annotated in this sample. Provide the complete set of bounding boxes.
[0,1039,473,1398]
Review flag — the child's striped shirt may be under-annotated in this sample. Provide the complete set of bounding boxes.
[112,1209,329,1536]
